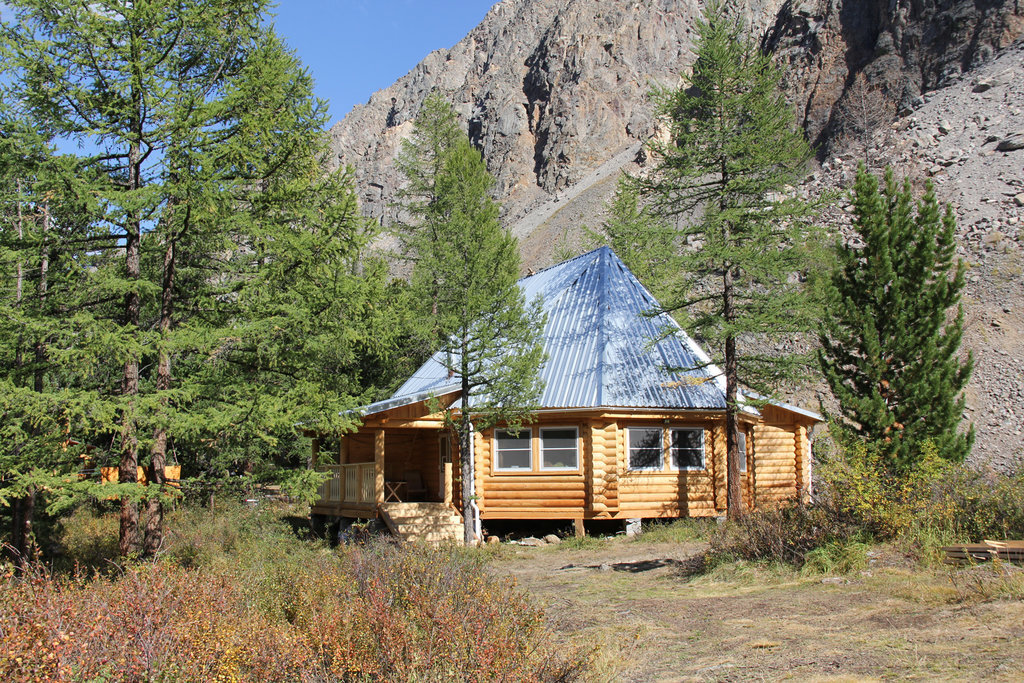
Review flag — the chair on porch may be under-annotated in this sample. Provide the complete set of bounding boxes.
[403,470,428,501]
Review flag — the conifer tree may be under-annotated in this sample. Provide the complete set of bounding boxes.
[397,96,545,544]
[819,167,973,469]
[0,118,101,565]
[640,2,822,518]
[2,0,391,555]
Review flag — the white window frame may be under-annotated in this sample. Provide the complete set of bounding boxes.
[737,430,748,474]
[539,426,579,471]
[627,427,664,471]
[493,428,533,472]
[669,427,706,471]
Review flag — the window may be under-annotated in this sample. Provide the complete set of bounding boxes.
[737,430,747,474]
[628,427,663,470]
[540,427,578,470]
[495,429,531,471]
[671,428,705,470]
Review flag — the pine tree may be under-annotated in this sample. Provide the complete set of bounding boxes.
[639,2,822,518]
[819,167,974,470]
[397,96,545,544]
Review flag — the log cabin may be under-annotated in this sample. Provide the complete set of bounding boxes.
[309,246,821,542]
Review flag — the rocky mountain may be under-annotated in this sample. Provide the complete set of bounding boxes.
[328,0,1024,470]
[328,0,788,229]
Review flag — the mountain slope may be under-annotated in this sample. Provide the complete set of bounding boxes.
[327,0,1024,469]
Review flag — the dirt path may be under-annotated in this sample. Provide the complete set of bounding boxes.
[488,538,1024,681]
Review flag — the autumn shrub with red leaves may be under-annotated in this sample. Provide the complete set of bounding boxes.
[0,506,588,682]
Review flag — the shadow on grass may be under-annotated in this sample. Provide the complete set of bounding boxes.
[557,555,709,575]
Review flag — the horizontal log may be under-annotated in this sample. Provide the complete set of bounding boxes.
[485,500,586,509]
[486,481,586,492]
[620,492,714,503]
[485,475,584,483]
[754,465,797,475]
[620,486,715,497]
[486,491,585,501]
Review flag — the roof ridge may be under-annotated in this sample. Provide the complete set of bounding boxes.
[595,247,608,407]
[518,245,609,283]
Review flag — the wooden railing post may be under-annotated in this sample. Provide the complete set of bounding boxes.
[443,462,453,507]
[374,429,385,506]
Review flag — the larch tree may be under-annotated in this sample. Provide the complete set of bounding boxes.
[819,166,973,470]
[640,2,822,518]
[396,95,545,544]
[2,0,391,555]
[0,118,102,565]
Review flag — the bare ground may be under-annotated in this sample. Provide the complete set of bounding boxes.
[487,537,1024,682]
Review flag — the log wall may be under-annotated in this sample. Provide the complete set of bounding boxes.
[320,397,816,522]
[752,405,802,506]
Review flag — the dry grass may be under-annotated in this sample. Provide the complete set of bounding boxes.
[489,536,1024,681]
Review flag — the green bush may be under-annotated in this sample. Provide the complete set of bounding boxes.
[816,441,1024,562]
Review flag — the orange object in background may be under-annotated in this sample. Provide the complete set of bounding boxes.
[100,465,181,488]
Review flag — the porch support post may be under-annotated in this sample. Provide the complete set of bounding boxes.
[339,434,348,465]
[374,429,385,506]
[443,462,453,507]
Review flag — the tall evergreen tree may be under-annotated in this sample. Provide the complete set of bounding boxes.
[0,118,101,565]
[819,167,973,469]
[1,0,392,555]
[396,96,545,544]
[640,2,822,518]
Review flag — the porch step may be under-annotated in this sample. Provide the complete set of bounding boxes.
[380,502,464,545]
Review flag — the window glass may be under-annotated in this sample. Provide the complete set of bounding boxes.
[737,431,747,473]
[671,428,705,470]
[628,427,663,470]
[495,429,531,470]
[540,428,578,469]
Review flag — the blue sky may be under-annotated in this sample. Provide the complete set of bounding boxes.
[0,1,496,128]
[270,1,496,127]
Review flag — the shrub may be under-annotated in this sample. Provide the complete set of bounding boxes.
[816,441,1024,561]
[2,504,590,681]
[708,503,858,568]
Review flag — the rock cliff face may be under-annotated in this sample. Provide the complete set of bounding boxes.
[328,0,1024,469]
[328,0,786,227]
[765,0,1024,152]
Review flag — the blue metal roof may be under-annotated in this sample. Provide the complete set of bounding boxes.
[376,246,728,415]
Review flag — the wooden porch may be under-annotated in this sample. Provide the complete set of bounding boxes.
[309,425,458,521]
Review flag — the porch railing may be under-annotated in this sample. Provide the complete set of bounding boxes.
[316,463,376,506]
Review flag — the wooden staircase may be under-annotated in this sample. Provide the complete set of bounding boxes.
[379,502,464,544]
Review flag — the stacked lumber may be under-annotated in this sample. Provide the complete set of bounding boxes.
[943,540,1024,565]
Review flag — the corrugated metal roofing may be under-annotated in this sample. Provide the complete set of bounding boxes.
[377,246,728,415]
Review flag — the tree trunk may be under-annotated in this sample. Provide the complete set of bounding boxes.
[119,133,142,558]
[14,178,24,372]
[9,490,35,567]
[460,360,477,545]
[8,179,31,567]
[724,265,743,520]
[145,229,175,556]
[34,201,50,394]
